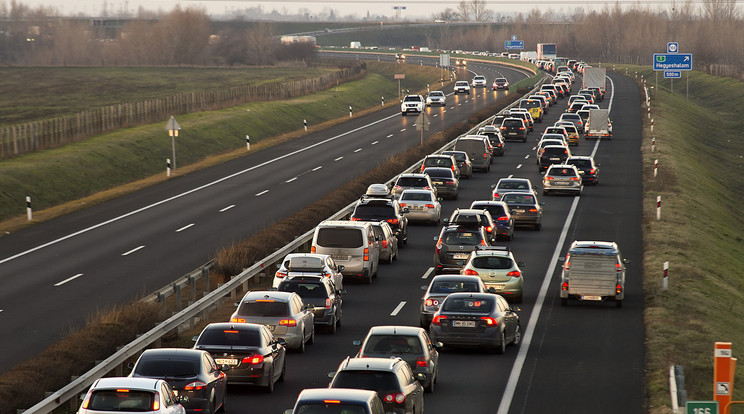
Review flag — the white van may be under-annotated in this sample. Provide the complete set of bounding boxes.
[312,221,380,284]
[559,241,628,307]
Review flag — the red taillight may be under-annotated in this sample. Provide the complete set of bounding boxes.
[183,381,207,391]
[275,271,287,279]
[561,281,569,291]
[546,176,554,180]
[507,270,521,278]
[384,393,406,404]
[529,208,538,213]
[364,247,369,261]
[387,218,399,225]
[311,246,316,253]
[570,177,580,181]
[497,216,509,221]
[481,316,498,326]
[152,392,160,411]
[451,165,456,171]
[425,298,440,307]
[463,269,479,276]
[279,319,297,327]
[394,185,402,190]
[325,298,332,309]
[484,153,489,158]
[231,317,246,323]
[500,126,507,130]
[486,226,493,232]
[350,217,362,221]
[424,186,432,190]
[425,204,435,208]
[242,355,264,364]
[432,315,447,325]
[616,284,623,294]
[416,358,427,367]
[382,239,388,248]
[519,127,525,130]
[481,239,488,246]
[435,239,443,253]
[81,391,93,409]
[399,203,407,208]
[492,192,500,199]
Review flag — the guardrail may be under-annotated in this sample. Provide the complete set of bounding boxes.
[22,74,548,414]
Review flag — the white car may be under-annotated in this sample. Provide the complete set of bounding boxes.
[453,80,470,94]
[426,91,447,106]
[543,164,583,196]
[471,75,487,87]
[401,94,425,116]
[79,377,186,414]
[398,189,442,224]
[272,253,345,291]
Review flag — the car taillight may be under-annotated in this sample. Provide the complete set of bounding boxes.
[425,298,440,307]
[500,126,506,130]
[416,358,427,367]
[616,263,623,271]
[325,298,333,309]
[570,177,580,181]
[152,392,160,411]
[481,239,487,246]
[451,165,456,171]
[486,226,493,232]
[242,355,264,364]
[275,271,287,279]
[384,393,406,404]
[424,186,432,190]
[231,317,246,323]
[546,176,554,180]
[492,192,499,199]
[364,247,369,261]
[484,153,489,158]
[432,315,447,325]
[350,217,361,221]
[435,239,443,253]
[481,317,498,326]
[463,269,479,276]
[183,381,207,391]
[382,239,388,248]
[387,218,399,225]
[425,204,435,208]
[529,208,538,212]
[311,246,316,253]
[279,319,297,327]
[562,281,569,291]
[81,391,93,409]
[616,284,623,294]
[497,216,509,221]
[519,127,525,130]
[399,203,407,208]
[507,270,521,278]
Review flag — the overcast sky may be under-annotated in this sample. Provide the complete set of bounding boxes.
[16,0,684,19]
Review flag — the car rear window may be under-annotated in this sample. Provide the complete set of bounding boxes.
[332,371,399,392]
[430,280,481,294]
[542,147,569,156]
[503,120,522,127]
[353,204,395,219]
[547,167,577,177]
[568,159,591,168]
[287,257,324,271]
[396,177,428,187]
[472,256,513,269]
[441,297,494,312]
[498,181,529,190]
[88,390,155,412]
[197,327,261,347]
[295,403,367,414]
[363,335,423,354]
[134,358,199,377]
[443,152,466,162]
[238,301,289,317]
[279,281,328,298]
[502,194,535,204]
[561,114,581,121]
[424,169,453,179]
[471,203,507,218]
[443,231,481,245]
[424,158,452,168]
[316,228,364,248]
[400,192,433,202]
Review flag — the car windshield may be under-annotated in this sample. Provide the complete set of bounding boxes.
[134,358,199,377]
[332,371,399,393]
[494,78,507,83]
[88,390,155,412]
[430,280,481,294]
[400,192,433,202]
[429,92,444,97]
[197,327,261,347]
[472,256,513,270]
[502,194,536,205]
[363,335,423,354]
[443,231,482,245]
[279,281,328,298]
[295,403,367,414]
[316,228,363,248]
[238,301,289,317]
[404,96,421,102]
[456,81,468,86]
[441,297,494,313]
[397,177,429,187]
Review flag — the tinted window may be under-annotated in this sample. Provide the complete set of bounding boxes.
[503,120,522,127]
[443,152,466,162]
[542,147,568,156]
[197,327,261,347]
[316,228,363,248]
[134,357,199,377]
[441,297,494,312]
[568,159,591,168]
[354,205,395,219]
[547,168,577,177]
[332,371,399,392]
[430,280,481,294]
[279,281,328,299]
[471,203,507,218]
[472,256,513,269]
[363,335,423,354]
[237,301,289,317]
[396,177,428,187]
[400,192,433,202]
[443,231,481,245]
[88,390,155,412]
[295,403,368,414]
[498,181,528,190]
[424,158,452,168]
[502,194,535,204]
[424,169,453,179]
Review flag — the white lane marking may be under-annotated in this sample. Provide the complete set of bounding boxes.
[433,114,439,118]
[176,224,195,232]
[0,111,403,266]
[497,196,579,414]
[0,309,3,313]
[400,129,406,132]
[450,106,455,109]
[386,134,393,138]
[443,110,447,113]
[390,301,407,316]
[516,164,522,169]
[371,141,379,145]
[334,157,344,161]
[219,205,235,212]
[122,246,145,256]
[286,177,298,183]
[255,190,269,196]
[458,103,462,106]
[312,166,323,171]
[54,273,83,287]
[532,146,537,150]
[422,267,435,279]
[354,148,362,153]
[508,174,514,178]
[525,155,530,159]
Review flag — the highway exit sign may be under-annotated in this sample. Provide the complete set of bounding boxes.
[686,401,718,414]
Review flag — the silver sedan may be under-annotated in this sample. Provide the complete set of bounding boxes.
[398,189,441,225]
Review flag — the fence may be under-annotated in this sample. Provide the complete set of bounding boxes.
[0,63,366,160]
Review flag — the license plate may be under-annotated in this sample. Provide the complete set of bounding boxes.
[433,181,444,185]
[508,132,517,136]
[550,158,560,161]
[215,358,238,365]
[410,205,423,210]
[555,182,568,185]
[452,320,476,328]
[581,295,602,301]
[488,283,506,290]
[453,253,469,259]
[511,209,525,213]
[332,255,350,261]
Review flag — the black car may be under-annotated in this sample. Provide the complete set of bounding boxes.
[422,167,459,200]
[538,145,572,172]
[277,276,344,333]
[351,196,409,247]
[470,200,515,241]
[566,155,600,185]
[500,192,543,230]
[433,225,490,274]
[193,322,286,392]
[477,125,506,156]
[444,208,498,243]
[499,118,528,142]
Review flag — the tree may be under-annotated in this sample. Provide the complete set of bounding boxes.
[471,0,494,22]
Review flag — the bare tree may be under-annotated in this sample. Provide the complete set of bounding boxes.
[456,1,471,21]
[433,8,458,21]
[471,0,493,22]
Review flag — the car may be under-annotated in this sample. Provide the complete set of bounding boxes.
[422,167,459,200]
[392,173,436,198]
[129,349,227,414]
[536,139,567,164]
[470,200,514,241]
[351,196,409,248]
[329,357,425,414]
[543,126,568,141]
[443,208,498,244]
[441,150,473,179]
[567,101,587,113]
[576,109,591,131]
[285,388,387,414]
[566,155,600,185]
[518,99,544,123]
[454,135,492,172]
[477,125,505,156]
[461,246,525,303]
[420,274,488,328]
[395,53,406,60]
[588,86,604,102]
[528,94,550,112]
[538,145,572,171]
[508,109,533,131]
[230,291,315,352]
[429,292,521,353]
[455,58,467,66]
[559,241,628,307]
[355,326,441,393]
[578,90,595,104]
[369,221,398,264]
[426,91,446,106]
[272,253,345,291]
[555,123,580,145]
[312,221,381,283]
[434,225,490,274]
[420,154,460,178]
[500,192,543,230]
[492,77,509,90]
[453,80,470,94]
[365,183,391,198]
[400,95,425,116]
[79,377,186,414]
[539,84,561,99]
[193,322,286,391]
[277,275,344,333]
[490,177,536,200]
[471,75,487,88]
[499,117,528,142]
[398,189,441,225]
[543,164,583,196]
[540,133,569,146]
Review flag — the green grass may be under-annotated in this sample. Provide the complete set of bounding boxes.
[0,66,338,125]
[614,65,744,413]
[0,62,443,224]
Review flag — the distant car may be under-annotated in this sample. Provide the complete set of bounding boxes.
[555,123,580,145]
[79,377,186,414]
[536,139,567,164]
[566,155,600,185]
[193,322,286,392]
[538,145,572,172]
[568,102,587,113]
[230,291,315,352]
[461,246,525,303]
[426,91,447,106]
[477,125,505,156]
[500,192,543,230]
[399,189,441,225]
[277,275,344,333]
[434,225,491,274]
[129,349,227,414]
[491,177,536,200]
[455,58,467,66]
[423,167,459,200]
[543,164,583,196]
[508,109,534,131]
[444,208,498,244]
[471,75,487,87]
[429,292,521,353]
[272,253,344,291]
[420,154,460,178]
[492,77,509,90]
[401,95,425,116]
[499,118,528,142]
[395,53,406,60]
[355,326,441,393]
[351,196,409,247]
[285,388,386,414]
[369,221,399,264]
[453,80,470,94]
[543,126,568,141]
[392,173,437,198]
[420,274,488,328]
[470,200,514,241]
[441,150,473,179]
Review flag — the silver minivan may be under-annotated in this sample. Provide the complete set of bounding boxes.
[312,221,380,284]
[454,136,492,172]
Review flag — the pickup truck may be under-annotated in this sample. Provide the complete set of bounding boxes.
[400,95,425,116]
[559,241,628,307]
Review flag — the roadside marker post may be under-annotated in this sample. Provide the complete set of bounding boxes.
[652,137,656,152]
[657,196,662,220]
[26,196,32,221]
[714,342,736,409]
[166,159,171,177]
[349,106,353,118]
[246,135,250,151]
[654,159,659,177]
[663,261,669,292]
[304,119,307,132]
[382,96,385,107]
[651,118,654,132]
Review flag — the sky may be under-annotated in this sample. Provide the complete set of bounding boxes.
[16,0,684,19]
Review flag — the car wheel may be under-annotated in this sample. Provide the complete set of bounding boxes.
[217,394,226,413]
[535,221,542,231]
[616,299,623,308]
[495,331,506,354]
[522,137,527,142]
[543,190,548,196]
[511,324,522,346]
[278,359,286,382]
[208,396,217,414]
[328,316,337,334]
[560,297,568,306]
[308,326,315,345]
[426,376,435,393]
[265,369,275,393]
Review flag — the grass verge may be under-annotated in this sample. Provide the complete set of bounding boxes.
[613,65,744,413]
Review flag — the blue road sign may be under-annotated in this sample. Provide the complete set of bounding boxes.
[664,71,681,78]
[511,35,518,41]
[667,42,679,53]
[653,53,692,71]
[505,40,524,50]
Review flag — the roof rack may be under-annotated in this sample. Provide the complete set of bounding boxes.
[475,245,510,252]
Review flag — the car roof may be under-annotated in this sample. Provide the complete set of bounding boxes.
[430,274,483,284]
[284,253,330,262]
[318,220,371,229]
[547,164,578,170]
[202,322,263,332]
[367,325,425,336]
[93,377,162,391]
[400,189,435,195]
[339,357,405,371]
[296,388,378,404]
[498,177,530,184]
[140,348,205,359]
[398,173,429,178]
[471,200,508,207]
[567,155,593,160]
[423,167,453,173]
[425,154,453,159]
[568,241,620,254]
[471,248,512,258]
[240,290,296,302]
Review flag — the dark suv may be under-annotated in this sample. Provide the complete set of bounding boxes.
[470,201,514,241]
[477,125,505,156]
[277,276,344,334]
[538,145,572,172]
[351,197,409,248]
[444,208,498,243]
[434,225,490,274]
[499,118,528,142]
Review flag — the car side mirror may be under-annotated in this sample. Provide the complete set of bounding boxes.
[433,236,439,241]
[269,287,278,291]
[220,364,230,372]
[623,258,630,264]
[377,235,383,241]
[328,371,337,378]
[421,285,428,291]
[490,184,496,189]
[416,373,427,381]
[127,362,135,369]
[352,340,362,346]
[337,265,345,271]
[276,338,287,346]
[434,342,444,349]
[517,262,526,267]
[442,218,449,224]
[487,287,497,294]
[304,304,315,311]
[403,207,410,213]
[276,263,282,269]
[511,307,522,312]
[191,335,198,342]
[338,289,347,295]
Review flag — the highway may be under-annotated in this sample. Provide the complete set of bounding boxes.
[0,56,529,374]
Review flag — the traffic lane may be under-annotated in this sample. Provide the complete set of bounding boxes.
[507,71,644,413]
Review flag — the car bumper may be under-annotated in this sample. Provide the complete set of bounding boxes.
[544,182,582,193]
[225,366,271,385]
[404,209,439,223]
[430,327,502,348]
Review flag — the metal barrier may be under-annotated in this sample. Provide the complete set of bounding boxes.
[22,74,548,414]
